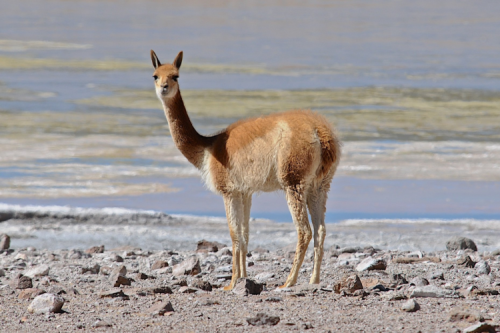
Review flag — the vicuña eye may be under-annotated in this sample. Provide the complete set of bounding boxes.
[153,75,158,80]
[172,76,178,82]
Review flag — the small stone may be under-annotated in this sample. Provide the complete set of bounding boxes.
[109,254,124,262]
[232,278,264,296]
[136,272,153,280]
[401,299,420,312]
[254,272,275,282]
[475,261,491,275]
[428,271,445,280]
[458,256,477,268]
[409,277,430,286]
[191,279,213,291]
[356,257,387,272]
[24,265,50,278]
[446,237,477,251]
[178,286,200,294]
[81,264,100,274]
[265,297,283,302]
[151,260,169,270]
[0,233,10,249]
[18,288,46,300]
[13,274,33,289]
[0,268,5,277]
[172,257,201,276]
[85,245,105,254]
[334,275,363,294]
[196,240,221,253]
[156,266,173,274]
[392,273,408,285]
[148,300,174,315]
[111,265,127,276]
[27,293,64,314]
[246,313,280,326]
[463,323,496,333]
[449,308,485,323]
[92,321,112,328]
[410,285,460,298]
[99,288,130,300]
[68,249,84,260]
[110,274,132,287]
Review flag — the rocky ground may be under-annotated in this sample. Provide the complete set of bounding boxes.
[1,233,500,332]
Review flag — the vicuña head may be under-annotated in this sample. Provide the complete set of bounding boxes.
[150,50,341,290]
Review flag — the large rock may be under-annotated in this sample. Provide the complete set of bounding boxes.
[410,285,460,298]
[246,313,280,326]
[232,278,264,296]
[27,293,64,314]
[0,233,10,249]
[446,237,477,251]
[356,257,387,272]
[172,257,201,276]
[24,265,50,278]
[334,275,363,294]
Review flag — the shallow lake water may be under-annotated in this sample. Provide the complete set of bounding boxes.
[1,0,500,232]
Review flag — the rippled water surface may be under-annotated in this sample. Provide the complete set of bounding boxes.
[1,0,500,221]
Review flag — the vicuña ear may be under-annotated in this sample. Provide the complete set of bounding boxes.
[151,50,161,69]
[173,51,183,70]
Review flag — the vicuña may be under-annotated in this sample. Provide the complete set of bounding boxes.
[150,50,341,290]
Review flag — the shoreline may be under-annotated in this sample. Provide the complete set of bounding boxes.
[1,203,500,253]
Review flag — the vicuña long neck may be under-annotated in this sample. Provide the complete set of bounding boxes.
[162,90,209,168]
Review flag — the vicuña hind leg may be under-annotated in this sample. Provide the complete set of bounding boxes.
[280,186,312,288]
[239,193,252,278]
[222,192,246,290]
[307,186,328,284]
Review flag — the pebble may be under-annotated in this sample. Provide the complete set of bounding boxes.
[18,288,46,300]
[475,261,491,275]
[27,293,65,314]
[13,274,33,289]
[356,257,387,271]
[410,285,460,298]
[401,299,420,312]
[449,308,485,323]
[172,256,201,276]
[409,277,430,286]
[151,260,169,270]
[148,300,174,315]
[85,245,105,254]
[334,275,363,294]
[232,278,264,296]
[246,313,280,326]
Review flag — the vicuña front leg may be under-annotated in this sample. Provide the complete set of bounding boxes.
[280,186,312,288]
[222,192,246,290]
